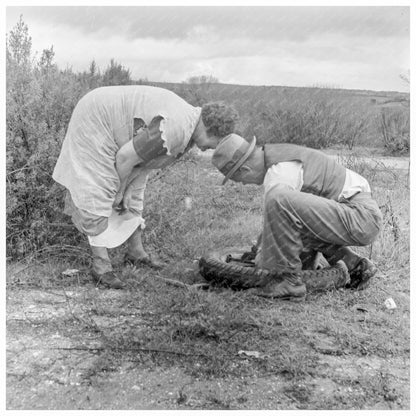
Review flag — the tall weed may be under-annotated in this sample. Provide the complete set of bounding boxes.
[378,108,410,155]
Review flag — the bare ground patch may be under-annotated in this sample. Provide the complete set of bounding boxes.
[6,267,410,410]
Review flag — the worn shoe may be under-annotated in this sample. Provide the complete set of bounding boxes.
[240,244,258,263]
[300,250,330,270]
[252,273,306,301]
[124,254,166,270]
[347,257,377,290]
[91,270,125,289]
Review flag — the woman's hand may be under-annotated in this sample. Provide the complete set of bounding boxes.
[121,186,133,212]
[115,141,144,204]
[113,186,134,213]
[113,191,123,210]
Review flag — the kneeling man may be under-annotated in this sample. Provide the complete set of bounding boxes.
[212,134,383,300]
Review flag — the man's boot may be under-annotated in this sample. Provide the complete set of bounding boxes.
[252,271,306,301]
[321,246,377,290]
[300,249,330,270]
[90,246,125,289]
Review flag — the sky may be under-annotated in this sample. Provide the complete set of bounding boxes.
[5,4,411,92]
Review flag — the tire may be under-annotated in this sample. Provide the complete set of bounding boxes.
[199,247,350,293]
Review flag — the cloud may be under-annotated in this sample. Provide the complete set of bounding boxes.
[5,5,410,91]
[7,6,409,41]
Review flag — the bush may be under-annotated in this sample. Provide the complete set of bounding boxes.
[6,19,84,258]
[102,58,132,86]
[378,107,410,155]
[244,97,345,148]
[6,17,134,259]
[338,106,370,150]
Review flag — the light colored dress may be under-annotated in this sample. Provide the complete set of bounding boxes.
[53,86,201,247]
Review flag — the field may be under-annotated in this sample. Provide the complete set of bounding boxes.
[6,149,410,410]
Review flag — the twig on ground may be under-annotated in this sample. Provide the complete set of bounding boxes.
[140,272,209,290]
[9,345,214,358]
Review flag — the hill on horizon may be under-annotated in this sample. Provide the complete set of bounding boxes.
[141,80,409,101]
[132,80,409,150]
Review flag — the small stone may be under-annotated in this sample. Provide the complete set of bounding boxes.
[384,298,397,309]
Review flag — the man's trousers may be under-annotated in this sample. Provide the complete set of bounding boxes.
[257,188,383,272]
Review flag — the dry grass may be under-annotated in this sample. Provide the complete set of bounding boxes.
[6,150,410,410]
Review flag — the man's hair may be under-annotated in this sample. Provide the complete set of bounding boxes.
[201,101,239,138]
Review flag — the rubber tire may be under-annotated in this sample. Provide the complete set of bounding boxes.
[199,247,350,293]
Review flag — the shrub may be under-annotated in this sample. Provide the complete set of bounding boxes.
[378,108,410,155]
[102,58,132,86]
[338,106,370,150]
[245,98,345,148]
[6,17,141,259]
[6,24,85,257]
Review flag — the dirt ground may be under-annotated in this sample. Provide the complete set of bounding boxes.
[6,153,411,411]
[6,282,410,410]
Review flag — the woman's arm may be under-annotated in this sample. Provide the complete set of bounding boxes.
[118,167,149,212]
[114,140,144,208]
[114,116,168,210]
